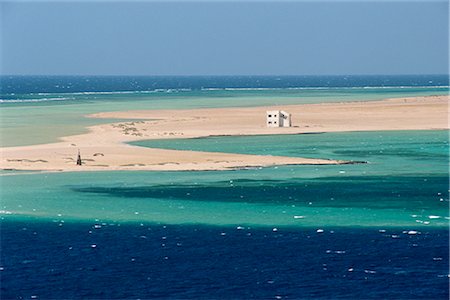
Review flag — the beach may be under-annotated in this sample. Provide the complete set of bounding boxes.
[1,95,448,172]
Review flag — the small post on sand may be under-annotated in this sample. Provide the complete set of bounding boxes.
[76,149,82,166]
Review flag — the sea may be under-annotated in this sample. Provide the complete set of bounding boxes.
[0,75,449,299]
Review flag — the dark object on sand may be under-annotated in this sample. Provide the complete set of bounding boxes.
[76,150,82,166]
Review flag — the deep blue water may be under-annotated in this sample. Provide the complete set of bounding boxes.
[1,220,448,299]
[1,74,448,95]
[2,75,448,108]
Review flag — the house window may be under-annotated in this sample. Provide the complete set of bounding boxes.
[274,115,277,117]
[268,114,272,117]
[274,121,277,124]
[268,121,272,124]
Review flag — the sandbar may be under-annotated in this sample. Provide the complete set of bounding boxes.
[1,95,448,172]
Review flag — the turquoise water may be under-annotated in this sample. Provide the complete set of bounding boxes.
[132,130,449,176]
[1,86,448,147]
[2,130,448,228]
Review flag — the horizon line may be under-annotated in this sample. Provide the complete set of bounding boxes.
[1,73,449,77]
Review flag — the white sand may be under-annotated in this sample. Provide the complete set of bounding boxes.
[1,95,448,172]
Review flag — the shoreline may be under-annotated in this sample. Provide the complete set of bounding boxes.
[1,95,448,173]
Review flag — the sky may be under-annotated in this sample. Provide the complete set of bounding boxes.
[0,0,448,76]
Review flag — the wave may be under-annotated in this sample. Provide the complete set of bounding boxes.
[0,97,75,103]
[8,89,195,97]
[1,85,448,103]
[203,86,450,91]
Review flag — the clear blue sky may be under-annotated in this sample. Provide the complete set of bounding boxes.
[0,0,448,75]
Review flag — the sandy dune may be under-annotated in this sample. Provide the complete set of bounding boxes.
[1,95,448,172]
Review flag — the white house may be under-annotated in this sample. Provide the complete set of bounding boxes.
[266,110,291,127]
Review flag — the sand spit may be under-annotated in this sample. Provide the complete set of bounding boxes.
[1,95,448,172]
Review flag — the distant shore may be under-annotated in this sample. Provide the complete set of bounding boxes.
[1,95,448,172]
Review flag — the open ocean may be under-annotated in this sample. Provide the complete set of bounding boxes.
[1,75,449,299]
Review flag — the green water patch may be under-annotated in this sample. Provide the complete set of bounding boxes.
[0,100,150,147]
[131,130,449,176]
[70,175,448,210]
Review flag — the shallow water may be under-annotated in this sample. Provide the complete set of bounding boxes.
[132,130,449,176]
[2,131,448,228]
